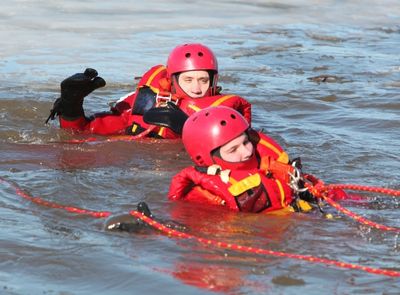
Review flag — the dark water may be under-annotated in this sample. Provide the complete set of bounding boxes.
[0,1,399,294]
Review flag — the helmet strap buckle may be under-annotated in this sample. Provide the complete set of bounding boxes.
[156,92,178,107]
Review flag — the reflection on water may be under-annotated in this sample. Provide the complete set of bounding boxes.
[0,0,399,294]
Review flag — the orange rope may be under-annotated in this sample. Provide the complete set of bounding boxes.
[327,184,400,197]
[1,176,399,278]
[322,195,400,232]
[0,178,111,218]
[129,211,400,278]
[304,175,400,232]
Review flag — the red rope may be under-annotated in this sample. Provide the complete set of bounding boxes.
[304,176,400,232]
[322,196,400,232]
[327,184,400,197]
[0,178,111,218]
[1,176,400,278]
[129,210,400,278]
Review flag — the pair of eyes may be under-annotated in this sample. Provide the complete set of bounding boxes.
[180,77,210,84]
[223,139,252,154]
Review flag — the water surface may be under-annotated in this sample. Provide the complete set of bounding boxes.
[0,1,399,294]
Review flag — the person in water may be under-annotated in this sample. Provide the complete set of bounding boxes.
[46,43,251,138]
[168,106,324,214]
[105,106,351,231]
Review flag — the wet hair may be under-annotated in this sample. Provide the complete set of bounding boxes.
[207,70,216,87]
[211,147,222,159]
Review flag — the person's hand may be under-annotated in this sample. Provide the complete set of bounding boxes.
[168,166,238,209]
[60,68,106,102]
[143,102,188,134]
[105,202,187,233]
[104,213,147,233]
[46,68,106,122]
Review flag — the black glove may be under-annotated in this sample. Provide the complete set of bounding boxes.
[104,213,146,233]
[290,157,302,170]
[104,202,186,233]
[143,101,189,135]
[104,202,153,233]
[46,68,106,123]
[137,201,186,231]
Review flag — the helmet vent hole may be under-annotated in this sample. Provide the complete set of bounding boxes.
[198,52,204,57]
[185,53,191,58]
[230,114,236,119]
[220,120,227,126]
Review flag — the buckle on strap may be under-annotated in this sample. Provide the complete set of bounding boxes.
[288,166,308,194]
[156,92,178,106]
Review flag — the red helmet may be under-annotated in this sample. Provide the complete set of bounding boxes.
[182,106,249,166]
[167,44,219,98]
[167,43,218,77]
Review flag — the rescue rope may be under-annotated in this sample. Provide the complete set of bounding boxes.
[322,195,400,232]
[0,177,111,218]
[1,176,399,278]
[129,210,400,278]
[304,175,400,232]
[327,184,400,197]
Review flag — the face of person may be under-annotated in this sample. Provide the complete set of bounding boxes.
[177,70,210,98]
[219,133,254,163]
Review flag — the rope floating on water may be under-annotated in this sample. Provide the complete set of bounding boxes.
[129,210,400,278]
[327,183,400,197]
[0,177,111,218]
[322,195,400,232]
[306,177,400,232]
[1,176,399,278]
